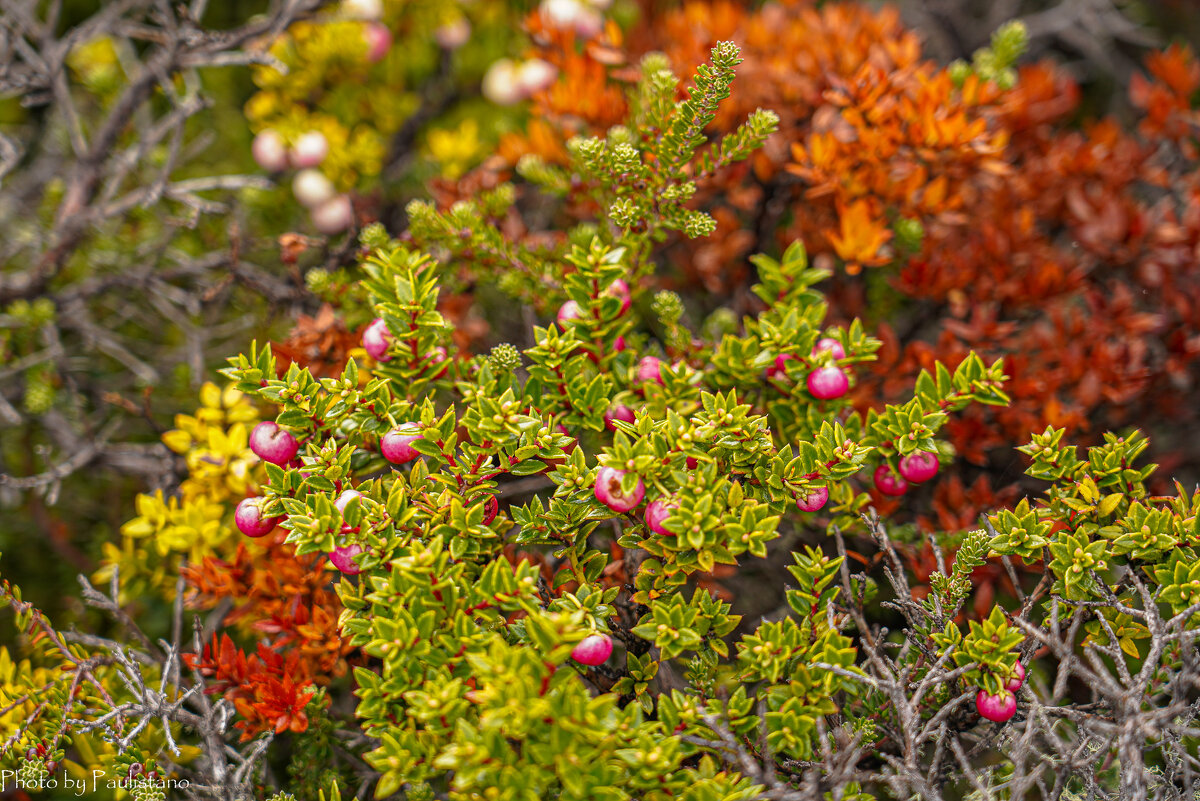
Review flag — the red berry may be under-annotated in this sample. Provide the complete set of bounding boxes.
[873,465,909,497]
[812,337,846,360]
[645,499,678,535]
[976,689,1017,722]
[329,542,364,574]
[806,365,849,399]
[557,300,582,327]
[571,633,613,666]
[603,403,635,431]
[1005,660,1026,692]
[637,356,664,385]
[594,466,645,512]
[362,318,393,362]
[482,495,499,526]
[898,450,940,483]
[686,456,698,469]
[235,497,281,538]
[796,486,829,512]
[249,421,299,466]
[381,425,422,464]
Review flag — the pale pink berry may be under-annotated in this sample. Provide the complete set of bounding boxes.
[517,59,557,95]
[807,365,849,399]
[235,497,281,538]
[251,130,288,172]
[482,59,522,106]
[976,689,1017,722]
[603,403,635,430]
[249,421,299,466]
[557,300,582,327]
[363,23,392,62]
[899,450,940,484]
[329,542,364,574]
[334,489,362,513]
[342,0,382,21]
[434,19,470,49]
[571,633,613,666]
[874,465,909,497]
[381,425,421,464]
[645,499,678,535]
[594,466,644,512]
[796,486,829,512]
[637,356,664,385]
[812,337,846,360]
[573,7,602,37]
[540,0,583,28]
[293,169,335,208]
[362,318,393,362]
[767,353,793,381]
[312,195,354,235]
[604,279,631,315]
[290,131,329,169]
[1005,660,1026,693]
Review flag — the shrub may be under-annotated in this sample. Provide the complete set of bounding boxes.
[5,5,1200,801]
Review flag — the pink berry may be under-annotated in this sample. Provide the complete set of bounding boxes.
[571,633,613,666]
[428,346,450,379]
[645,499,678,535]
[796,486,829,512]
[334,489,361,513]
[899,450,940,484]
[976,689,1017,722]
[362,318,393,362]
[251,130,288,172]
[482,495,499,526]
[290,131,329,168]
[806,365,849,399]
[613,335,626,352]
[434,18,470,49]
[235,497,281,538]
[594,466,645,513]
[1005,660,1026,693]
[604,279,632,315]
[312,195,354,235]
[874,465,909,497]
[363,23,392,62]
[249,421,299,466]
[381,425,422,464]
[637,356,664,385]
[812,337,846,360]
[557,300,582,327]
[329,542,364,574]
[767,353,793,381]
[603,403,635,430]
